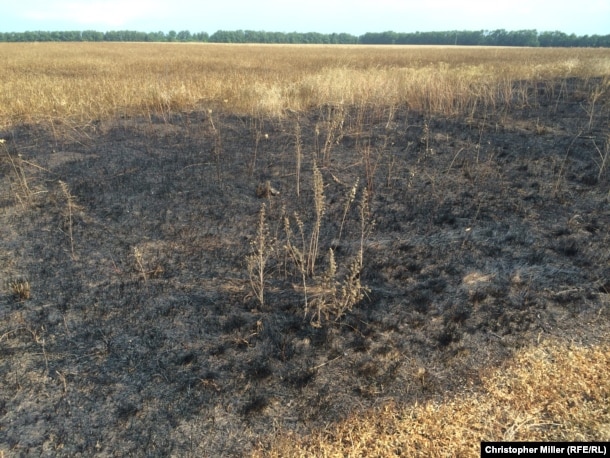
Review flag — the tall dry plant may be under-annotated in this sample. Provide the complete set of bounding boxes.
[59,180,79,260]
[280,168,372,326]
[308,161,325,276]
[248,114,267,176]
[294,117,302,197]
[206,109,224,185]
[283,211,309,315]
[309,248,338,326]
[338,177,359,242]
[319,104,346,165]
[582,81,607,132]
[2,140,33,207]
[308,186,371,326]
[593,134,610,182]
[358,186,372,257]
[247,203,274,309]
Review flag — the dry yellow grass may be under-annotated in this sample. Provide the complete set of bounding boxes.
[1,43,609,127]
[254,339,609,457]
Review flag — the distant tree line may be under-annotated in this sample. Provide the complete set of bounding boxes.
[0,29,608,47]
[359,30,610,47]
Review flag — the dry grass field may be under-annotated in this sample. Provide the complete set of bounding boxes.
[2,43,610,124]
[0,43,609,456]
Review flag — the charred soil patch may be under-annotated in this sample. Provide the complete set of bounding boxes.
[1,77,609,456]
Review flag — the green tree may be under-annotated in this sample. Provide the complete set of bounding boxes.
[82,30,104,41]
[177,30,191,41]
[193,31,209,42]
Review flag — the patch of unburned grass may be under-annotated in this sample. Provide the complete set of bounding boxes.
[1,43,609,127]
[255,339,609,457]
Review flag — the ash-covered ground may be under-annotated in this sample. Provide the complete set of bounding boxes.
[1,77,609,456]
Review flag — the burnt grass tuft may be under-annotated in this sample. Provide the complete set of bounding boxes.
[1,78,609,456]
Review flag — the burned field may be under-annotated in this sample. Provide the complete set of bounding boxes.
[1,76,609,456]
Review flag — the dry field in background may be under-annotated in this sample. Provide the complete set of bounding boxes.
[0,44,609,456]
[1,43,610,125]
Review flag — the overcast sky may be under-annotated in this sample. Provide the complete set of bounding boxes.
[2,0,609,36]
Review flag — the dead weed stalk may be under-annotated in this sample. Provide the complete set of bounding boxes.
[2,140,33,207]
[247,159,371,325]
[59,180,79,259]
[283,211,309,315]
[285,168,371,326]
[247,203,274,309]
[294,116,302,197]
[592,134,610,182]
[207,109,224,185]
[308,161,325,277]
[9,278,31,301]
[318,104,345,165]
[132,246,164,283]
[133,247,148,283]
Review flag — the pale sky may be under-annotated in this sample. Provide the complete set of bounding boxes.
[2,0,609,36]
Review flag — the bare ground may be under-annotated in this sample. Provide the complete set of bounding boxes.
[1,77,609,456]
